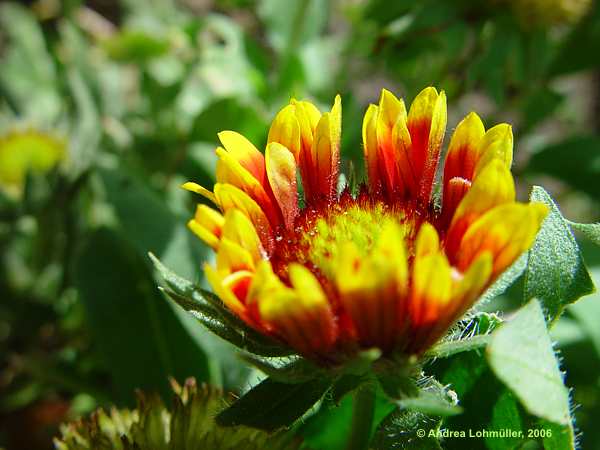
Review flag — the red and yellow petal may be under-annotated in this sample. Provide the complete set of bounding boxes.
[265,142,299,229]
[376,90,408,197]
[215,147,283,228]
[181,181,217,204]
[311,95,341,202]
[362,103,381,192]
[268,105,302,160]
[187,204,224,249]
[409,224,452,328]
[443,112,486,184]
[335,221,408,350]
[407,87,447,205]
[214,183,274,251]
[391,113,415,198]
[217,130,266,184]
[216,238,255,273]
[363,90,413,198]
[418,252,493,352]
[221,208,265,263]
[250,260,337,354]
[292,99,321,152]
[456,202,549,279]
[445,159,516,259]
[473,124,513,178]
[204,264,251,322]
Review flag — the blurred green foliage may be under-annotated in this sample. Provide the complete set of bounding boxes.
[1,0,600,449]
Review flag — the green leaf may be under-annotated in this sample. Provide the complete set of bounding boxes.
[189,98,267,147]
[569,221,600,247]
[549,0,600,75]
[299,395,355,450]
[440,352,488,399]
[102,30,169,63]
[299,386,395,450]
[216,376,330,431]
[485,390,524,450]
[524,186,595,323]
[0,3,61,122]
[67,69,101,176]
[74,229,213,403]
[487,299,571,426]
[527,136,600,198]
[521,87,563,132]
[540,419,576,450]
[99,165,209,280]
[258,0,329,53]
[425,335,491,359]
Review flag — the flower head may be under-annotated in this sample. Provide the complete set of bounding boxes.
[0,128,66,197]
[184,88,547,362]
[501,0,592,27]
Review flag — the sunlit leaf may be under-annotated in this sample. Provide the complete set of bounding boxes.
[524,186,595,324]
[487,299,572,426]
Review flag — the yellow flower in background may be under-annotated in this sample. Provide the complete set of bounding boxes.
[505,0,592,27]
[184,88,548,362]
[0,129,66,196]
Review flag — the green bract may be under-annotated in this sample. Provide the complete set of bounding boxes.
[54,379,304,450]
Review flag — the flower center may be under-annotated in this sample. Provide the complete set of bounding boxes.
[270,193,424,283]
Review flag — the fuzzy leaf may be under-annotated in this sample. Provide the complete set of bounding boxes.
[216,377,331,431]
[487,299,571,426]
[425,335,490,359]
[540,420,576,450]
[569,221,600,247]
[485,390,524,450]
[524,186,595,324]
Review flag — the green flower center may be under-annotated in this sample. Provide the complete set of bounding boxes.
[271,196,419,282]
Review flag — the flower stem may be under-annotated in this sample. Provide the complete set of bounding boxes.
[345,383,376,450]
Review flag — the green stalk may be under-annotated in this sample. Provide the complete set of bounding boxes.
[345,384,376,450]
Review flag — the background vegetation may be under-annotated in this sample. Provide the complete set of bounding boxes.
[1,0,599,449]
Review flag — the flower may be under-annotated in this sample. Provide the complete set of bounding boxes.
[0,128,66,196]
[184,87,548,362]
[500,0,592,27]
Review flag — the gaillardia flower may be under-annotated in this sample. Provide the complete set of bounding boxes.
[184,88,548,362]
